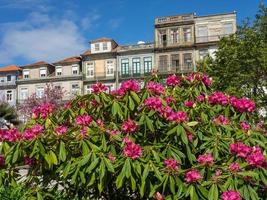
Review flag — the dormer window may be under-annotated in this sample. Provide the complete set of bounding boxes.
[103,42,108,51]
[40,68,46,78]
[23,70,29,79]
[95,43,100,51]
[72,65,79,75]
[56,66,62,76]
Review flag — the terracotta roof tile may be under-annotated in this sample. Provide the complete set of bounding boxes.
[53,56,81,65]
[21,61,51,68]
[91,37,114,43]
[0,65,22,72]
[81,49,91,56]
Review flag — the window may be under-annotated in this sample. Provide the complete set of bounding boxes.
[71,83,80,95]
[106,60,114,76]
[183,53,193,69]
[197,26,208,42]
[40,68,46,78]
[86,62,94,77]
[56,67,62,76]
[36,87,44,98]
[95,43,100,51]
[121,59,129,76]
[20,88,29,100]
[103,42,108,51]
[54,85,61,90]
[144,57,152,74]
[223,22,233,35]
[6,90,12,102]
[170,29,179,43]
[159,29,167,45]
[183,27,192,42]
[132,58,141,75]
[72,65,79,75]
[158,55,168,71]
[199,49,209,60]
[105,84,114,93]
[86,85,93,94]
[6,75,11,82]
[171,54,180,70]
[23,70,29,79]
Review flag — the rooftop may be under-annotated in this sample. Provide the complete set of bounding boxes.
[21,61,51,68]
[53,56,81,65]
[0,65,21,72]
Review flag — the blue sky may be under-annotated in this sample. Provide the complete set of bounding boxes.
[0,0,265,67]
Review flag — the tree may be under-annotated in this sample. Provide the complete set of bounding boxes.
[0,101,20,129]
[0,73,266,200]
[197,4,267,117]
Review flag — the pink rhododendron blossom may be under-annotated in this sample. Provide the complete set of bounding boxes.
[230,97,256,113]
[32,103,55,119]
[246,146,265,167]
[123,136,133,145]
[92,82,108,93]
[90,99,98,107]
[164,158,178,170]
[240,121,250,131]
[107,129,120,136]
[184,100,194,108]
[154,192,165,200]
[123,141,142,160]
[108,152,116,162]
[197,154,214,166]
[23,124,44,140]
[55,125,68,136]
[0,128,21,142]
[221,190,241,200]
[165,96,176,105]
[80,126,88,137]
[230,142,251,158]
[185,169,202,183]
[166,111,188,123]
[215,169,222,176]
[64,101,72,109]
[197,95,205,103]
[146,81,165,95]
[202,74,212,87]
[119,80,140,95]
[186,131,194,142]
[213,115,230,125]
[96,119,104,127]
[166,74,181,86]
[76,114,93,126]
[24,156,35,166]
[144,97,163,111]
[208,92,228,106]
[122,119,138,133]
[0,155,5,166]
[229,163,240,172]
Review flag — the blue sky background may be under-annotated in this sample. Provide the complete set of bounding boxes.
[0,0,265,67]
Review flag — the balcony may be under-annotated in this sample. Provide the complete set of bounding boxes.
[157,65,194,74]
[195,34,232,44]
[155,38,194,48]
[84,71,115,82]
[117,43,154,52]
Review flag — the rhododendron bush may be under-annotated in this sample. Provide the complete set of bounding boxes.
[0,72,266,200]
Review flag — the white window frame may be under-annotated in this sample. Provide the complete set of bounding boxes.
[23,70,29,79]
[103,42,108,51]
[106,60,114,76]
[95,43,100,51]
[72,65,79,75]
[6,90,12,102]
[144,57,152,74]
[85,85,93,94]
[71,83,80,95]
[86,62,94,78]
[56,66,62,76]
[36,86,45,98]
[20,88,29,100]
[40,67,47,78]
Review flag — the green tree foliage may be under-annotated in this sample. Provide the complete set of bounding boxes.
[0,101,20,129]
[197,4,267,115]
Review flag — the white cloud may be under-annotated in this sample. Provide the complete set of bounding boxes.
[81,13,101,30]
[0,10,87,65]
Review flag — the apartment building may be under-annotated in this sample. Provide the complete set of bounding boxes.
[82,38,117,93]
[0,65,21,106]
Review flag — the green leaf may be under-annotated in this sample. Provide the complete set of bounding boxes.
[208,184,218,200]
[59,141,66,162]
[187,121,199,127]
[128,96,135,111]
[130,91,140,104]
[146,116,154,132]
[103,158,115,173]
[86,157,99,173]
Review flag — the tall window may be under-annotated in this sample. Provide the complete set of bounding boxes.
[183,27,191,42]
[183,53,193,70]
[103,42,108,51]
[23,70,29,79]
[86,62,94,78]
[223,22,233,35]
[86,85,93,94]
[6,75,11,82]
[132,58,141,75]
[121,59,129,76]
[56,67,62,76]
[6,90,12,102]
[170,29,179,43]
[72,65,79,75]
[158,55,168,71]
[106,60,114,76]
[36,87,44,98]
[171,54,180,71]
[71,83,80,95]
[20,88,28,100]
[199,49,209,60]
[40,68,46,78]
[197,26,208,42]
[144,57,152,74]
[95,43,100,51]
[159,29,167,45]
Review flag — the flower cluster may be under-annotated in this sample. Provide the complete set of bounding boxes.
[197,154,214,166]
[230,97,256,113]
[229,162,240,172]
[240,121,250,131]
[92,82,108,93]
[0,128,21,142]
[76,114,93,126]
[208,92,228,106]
[166,74,180,86]
[32,103,55,119]
[197,95,205,102]
[185,73,212,87]
[118,80,140,95]
[23,124,44,140]
[122,119,138,133]
[123,138,142,160]
[221,190,241,200]
[230,142,251,158]
[146,81,165,95]
[184,100,194,108]
[165,96,176,105]
[55,125,68,136]
[213,115,230,125]
[164,158,178,170]
[166,111,188,123]
[185,169,202,183]
[144,97,163,111]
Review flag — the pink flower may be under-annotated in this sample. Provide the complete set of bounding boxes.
[166,74,181,86]
[202,74,212,87]
[64,101,72,109]
[246,146,265,167]
[165,96,176,105]
[92,82,108,93]
[185,169,202,183]
[144,97,163,111]
[80,126,88,137]
[229,163,240,172]
[146,81,165,95]
[154,192,165,200]
[108,152,116,162]
[166,111,188,123]
[0,128,21,142]
[90,99,98,107]
[55,125,68,136]
[240,121,250,131]
[76,114,93,126]
[122,119,138,133]
[96,119,104,127]
[230,142,251,158]
[23,124,44,141]
[184,100,194,108]
[0,155,5,166]
[213,115,230,125]
[208,92,229,106]
[215,169,222,176]
[24,156,35,166]
[123,141,142,160]
[32,103,55,119]
[164,158,178,170]
[221,190,241,200]
[119,80,140,95]
[197,95,205,103]
[107,129,120,136]
[186,132,194,142]
[230,97,256,113]
[197,154,214,166]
